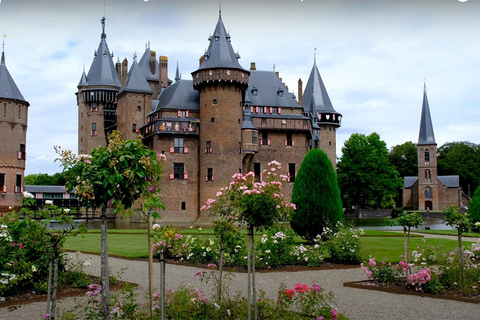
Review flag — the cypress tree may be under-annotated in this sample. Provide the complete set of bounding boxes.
[467,186,480,231]
[290,148,343,240]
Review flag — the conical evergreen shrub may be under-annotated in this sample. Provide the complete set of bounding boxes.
[467,186,480,231]
[290,149,343,240]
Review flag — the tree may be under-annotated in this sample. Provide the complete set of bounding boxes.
[290,149,343,240]
[467,186,480,231]
[388,141,418,206]
[24,173,66,186]
[56,131,164,319]
[437,141,480,195]
[337,132,402,209]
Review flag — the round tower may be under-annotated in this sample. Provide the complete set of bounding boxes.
[0,40,30,213]
[191,13,249,211]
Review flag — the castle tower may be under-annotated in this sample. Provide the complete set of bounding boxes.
[0,38,30,213]
[302,56,341,168]
[191,11,249,211]
[76,17,121,154]
[417,83,438,210]
[116,57,153,141]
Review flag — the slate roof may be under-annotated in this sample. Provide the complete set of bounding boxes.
[403,176,418,189]
[0,51,27,102]
[119,60,153,95]
[25,185,71,193]
[196,15,245,71]
[247,71,300,108]
[403,175,460,189]
[417,86,436,146]
[302,61,339,115]
[138,47,159,81]
[78,70,87,87]
[152,79,199,113]
[84,18,121,88]
[242,92,256,129]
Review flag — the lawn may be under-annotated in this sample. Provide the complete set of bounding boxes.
[411,230,480,238]
[64,229,473,263]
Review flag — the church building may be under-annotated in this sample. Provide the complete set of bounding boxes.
[77,14,342,221]
[0,38,29,215]
[402,85,469,211]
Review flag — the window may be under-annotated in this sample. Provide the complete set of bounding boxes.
[207,168,214,181]
[289,163,296,183]
[177,110,188,118]
[0,173,5,192]
[213,99,217,105]
[425,150,430,164]
[181,202,186,210]
[91,123,97,136]
[18,105,21,118]
[137,106,141,112]
[132,124,137,133]
[254,163,261,182]
[261,118,266,125]
[205,141,212,154]
[18,144,26,160]
[261,132,270,146]
[174,138,184,153]
[425,187,432,199]
[425,169,431,181]
[252,131,258,144]
[3,103,6,116]
[90,103,98,112]
[329,141,332,146]
[285,132,294,146]
[211,118,215,124]
[173,163,184,179]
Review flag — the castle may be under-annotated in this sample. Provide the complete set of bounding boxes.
[402,84,470,211]
[0,37,29,214]
[76,14,341,221]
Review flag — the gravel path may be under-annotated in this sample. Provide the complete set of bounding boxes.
[2,250,479,320]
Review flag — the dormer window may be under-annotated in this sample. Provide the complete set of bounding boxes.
[277,87,284,97]
[214,35,219,41]
[251,86,258,96]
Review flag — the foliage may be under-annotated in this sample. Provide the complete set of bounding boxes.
[256,227,296,267]
[360,258,407,284]
[325,224,364,265]
[437,141,480,194]
[56,130,164,212]
[407,268,442,294]
[386,211,423,230]
[443,206,471,235]
[290,148,343,240]
[388,141,418,206]
[24,172,66,186]
[467,186,480,231]
[337,132,402,209]
[202,161,295,230]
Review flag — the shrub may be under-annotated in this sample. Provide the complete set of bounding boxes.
[408,268,442,294]
[439,244,480,295]
[325,224,363,265]
[290,149,343,241]
[360,258,405,284]
[468,186,480,231]
[256,227,296,267]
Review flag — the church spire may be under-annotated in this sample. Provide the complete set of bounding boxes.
[1,34,6,66]
[175,60,181,82]
[101,17,106,40]
[417,82,436,146]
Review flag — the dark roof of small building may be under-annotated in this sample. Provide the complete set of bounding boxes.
[152,79,199,113]
[404,176,418,189]
[302,61,339,115]
[119,60,153,95]
[438,175,459,188]
[0,52,27,102]
[138,47,159,81]
[84,18,121,88]
[196,15,245,71]
[247,70,300,108]
[417,85,436,146]
[25,185,71,193]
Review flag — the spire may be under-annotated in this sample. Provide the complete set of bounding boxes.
[1,34,6,65]
[78,66,88,87]
[0,36,27,102]
[302,58,339,115]
[175,61,181,82]
[417,83,436,146]
[196,14,245,71]
[101,17,106,40]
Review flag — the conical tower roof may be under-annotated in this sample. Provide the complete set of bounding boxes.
[417,84,436,146]
[302,60,338,115]
[196,13,245,71]
[85,17,121,88]
[78,68,87,87]
[119,59,153,94]
[0,43,27,102]
[138,45,159,81]
[175,61,181,82]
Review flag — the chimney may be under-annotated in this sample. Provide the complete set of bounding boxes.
[298,78,303,105]
[250,62,256,70]
[275,71,279,78]
[159,56,168,89]
[121,58,129,87]
[116,59,121,80]
[150,50,156,75]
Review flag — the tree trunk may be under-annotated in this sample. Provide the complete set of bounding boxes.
[458,232,465,283]
[247,228,251,320]
[46,258,53,318]
[51,255,59,319]
[217,243,224,301]
[100,208,110,319]
[403,226,407,265]
[159,252,166,320]
[148,215,154,318]
[407,226,411,276]
[251,229,257,320]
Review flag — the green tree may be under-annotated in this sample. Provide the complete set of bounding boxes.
[388,142,418,207]
[337,133,402,209]
[24,172,66,186]
[56,131,164,319]
[467,186,480,231]
[290,148,343,240]
[437,141,480,195]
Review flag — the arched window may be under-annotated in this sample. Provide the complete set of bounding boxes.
[424,187,432,199]
[425,169,431,181]
[425,149,430,164]
[137,106,141,112]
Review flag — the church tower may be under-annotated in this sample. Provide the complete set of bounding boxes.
[0,38,30,213]
[191,11,249,210]
[76,17,121,154]
[302,56,341,168]
[417,83,438,210]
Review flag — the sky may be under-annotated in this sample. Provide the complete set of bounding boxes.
[0,0,479,175]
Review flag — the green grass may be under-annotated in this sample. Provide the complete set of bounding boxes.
[411,230,480,238]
